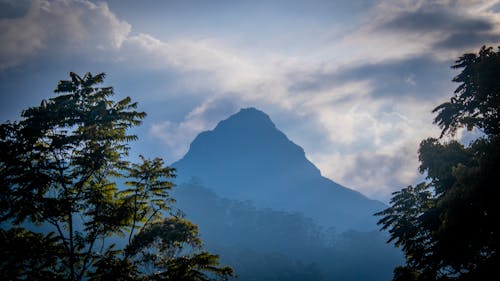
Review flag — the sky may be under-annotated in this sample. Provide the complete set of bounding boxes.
[1,0,499,202]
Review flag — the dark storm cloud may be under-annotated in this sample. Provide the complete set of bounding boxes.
[381,8,500,50]
[289,55,453,99]
[383,10,493,33]
[435,31,500,49]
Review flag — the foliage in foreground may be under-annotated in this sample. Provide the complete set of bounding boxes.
[376,46,499,281]
[0,72,233,281]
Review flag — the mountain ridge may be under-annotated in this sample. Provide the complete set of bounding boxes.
[172,107,385,231]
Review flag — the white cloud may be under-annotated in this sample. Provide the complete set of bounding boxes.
[149,119,203,159]
[0,0,130,69]
[311,141,423,202]
[297,91,440,202]
[149,98,239,159]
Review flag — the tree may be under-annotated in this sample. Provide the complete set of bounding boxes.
[0,72,233,281]
[376,46,500,281]
[433,46,500,137]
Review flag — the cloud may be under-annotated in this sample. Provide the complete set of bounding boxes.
[121,33,265,95]
[0,0,30,19]
[0,1,44,69]
[337,143,423,201]
[0,0,130,69]
[288,55,454,100]
[149,98,239,159]
[383,9,492,33]
[290,82,441,202]
[116,8,450,202]
[376,0,500,51]
[307,105,434,203]
[329,0,500,65]
[434,31,500,50]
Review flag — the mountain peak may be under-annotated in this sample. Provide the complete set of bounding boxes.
[173,108,385,231]
[214,107,276,134]
[180,107,317,178]
[233,107,270,118]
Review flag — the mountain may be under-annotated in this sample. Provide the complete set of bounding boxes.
[173,107,385,232]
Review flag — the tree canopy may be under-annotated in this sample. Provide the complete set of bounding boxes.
[433,46,500,137]
[376,46,500,281]
[0,72,233,281]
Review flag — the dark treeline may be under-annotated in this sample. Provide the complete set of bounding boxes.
[376,46,500,281]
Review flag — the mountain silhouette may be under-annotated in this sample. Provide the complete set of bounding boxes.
[173,107,385,231]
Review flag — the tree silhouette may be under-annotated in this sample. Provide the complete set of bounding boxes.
[376,46,500,281]
[433,46,500,137]
[0,72,233,281]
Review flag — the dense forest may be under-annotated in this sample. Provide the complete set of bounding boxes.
[174,181,401,281]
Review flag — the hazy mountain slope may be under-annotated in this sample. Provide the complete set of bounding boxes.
[173,108,385,231]
[172,183,402,281]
